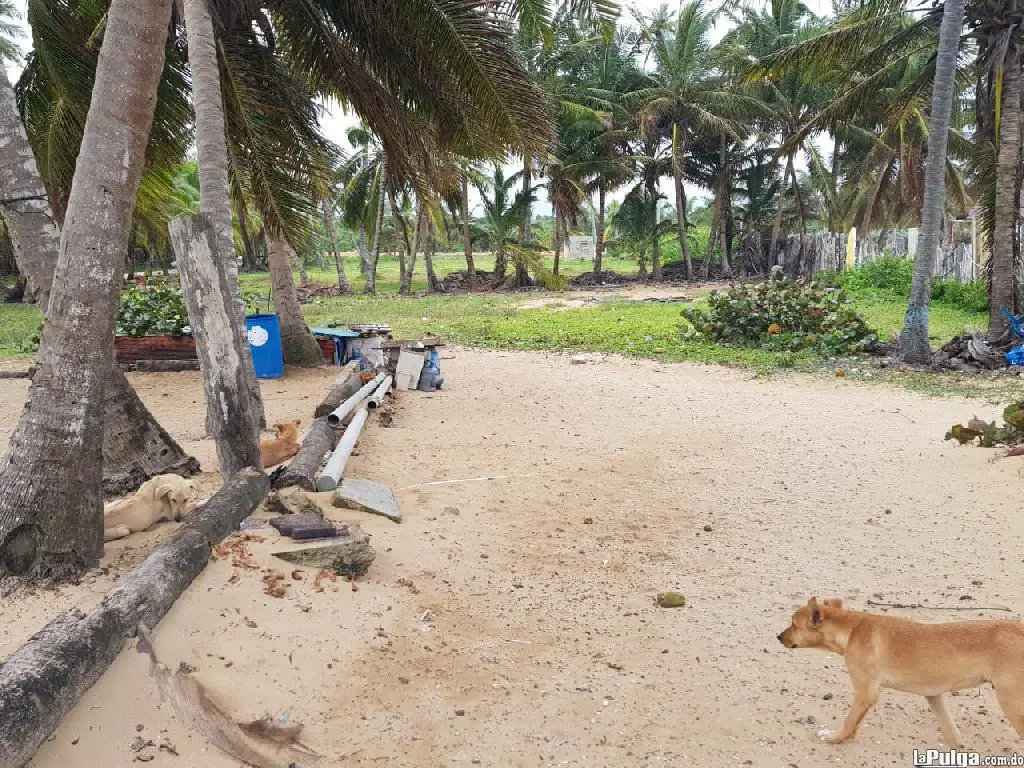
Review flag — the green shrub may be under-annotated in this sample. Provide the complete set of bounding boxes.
[833,256,988,314]
[834,257,912,293]
[117,282,189,336]
[117,280,267,336]
[680,270,878,354]
[930,278,989,314]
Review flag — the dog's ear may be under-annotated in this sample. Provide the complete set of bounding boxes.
[808,596,822,626]
[271,422,283,432]
[154,481,173,500]
[293,419,301,427]
[823,598,843,609]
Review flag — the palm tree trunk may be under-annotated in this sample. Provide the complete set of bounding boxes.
[293,252,309,285]
[860,150,894,233]
[267,234,322,366]
[719,133,731,277]
[0,0,173,580]
[424,221,440,292]
[672,123,692,281]
[0,62,198,498]
[594,186,606,274]
[235,195,257,271]
[519,155,532,247]
[897,0,966,363]
[703,193,720,281]
[400,205,423,295]
[364,160,386,294]
[646,172,662,281]
[0,66,58,312]
[461,172,475,283]
[389,190,409,289]
[790,159,808,277]
[323,201,351,294]
[181,0,264,428]
[769,149,790,267]
[358,226,368,274]
[553,206,563,276]
[990,56,1021,337]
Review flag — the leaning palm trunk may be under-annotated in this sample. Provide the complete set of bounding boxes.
[672,123,692,281]
[363,159,386,294]
[897,0,966,364]
[181,0,264,428]
[323,201,351,294]
[267,235,323,367]
[989,57,1021,338]
[399,206,423,295]
[0,0,173,579]
[0,65,198,498]
[424,222,440,292]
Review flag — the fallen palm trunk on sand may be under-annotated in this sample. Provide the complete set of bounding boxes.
[0,467,269,768]
[313,363,364,418]
[137,623,320,768]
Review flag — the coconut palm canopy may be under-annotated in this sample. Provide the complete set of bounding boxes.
[15,0,559,253]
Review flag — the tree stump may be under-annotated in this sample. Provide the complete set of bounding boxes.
[170,214,261,479]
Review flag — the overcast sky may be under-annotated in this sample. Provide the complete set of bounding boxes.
[5,0,837,215]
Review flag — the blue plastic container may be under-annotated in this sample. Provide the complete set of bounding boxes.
[245,313,284,379]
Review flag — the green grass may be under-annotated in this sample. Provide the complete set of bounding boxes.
[0,254,994,391]
[239,251,639,298]
[0,303,40,359]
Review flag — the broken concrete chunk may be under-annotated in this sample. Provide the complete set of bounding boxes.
[273,523,375,576]
[269,515,337,540]
[266,488,324,517]
[332,478,401,523]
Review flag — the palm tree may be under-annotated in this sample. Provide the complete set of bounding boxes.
[635,1,759,280]
[0,0,173,578]
[610,185,673,278]
[897,0,967,363]
[0,41,198,504]
[474,165,539,288]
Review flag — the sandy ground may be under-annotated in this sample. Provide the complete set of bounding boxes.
[516,281,727,310]
[2,350,1024,767]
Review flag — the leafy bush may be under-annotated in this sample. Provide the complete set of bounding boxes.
[832,256,988,314]
[118,280,268,336]
[680,270,878,354]
[834,257,912,293]
[947,402,1024,447]
[930,278,988,314]
[117,282,189,336]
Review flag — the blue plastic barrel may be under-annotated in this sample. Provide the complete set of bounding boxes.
[245,313,284,379]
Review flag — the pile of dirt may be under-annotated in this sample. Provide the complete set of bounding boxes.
[569,270,635,287]
[933,333,1013,372]
[658,260,735,282]
[296,283,350,302]
[440,269,493,291]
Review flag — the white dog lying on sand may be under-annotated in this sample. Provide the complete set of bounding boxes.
[103,474,197,542]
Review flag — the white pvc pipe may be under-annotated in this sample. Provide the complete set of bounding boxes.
[326,372,385,427]
[366,375,393,410]
[318,406,368,491]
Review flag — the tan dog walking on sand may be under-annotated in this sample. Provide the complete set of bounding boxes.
[779,596,1024,746]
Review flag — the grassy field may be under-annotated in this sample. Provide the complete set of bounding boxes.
[0,252,992,389]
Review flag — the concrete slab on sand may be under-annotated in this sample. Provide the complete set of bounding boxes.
[332,477,401,522]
